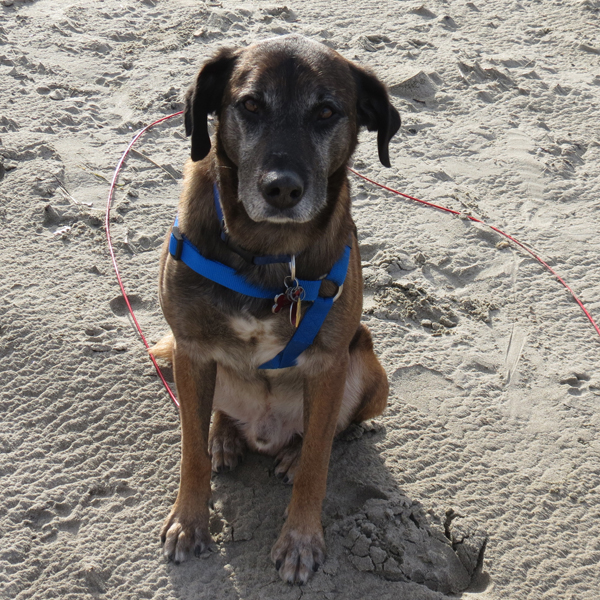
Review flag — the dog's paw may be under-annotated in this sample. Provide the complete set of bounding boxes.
[209,411,246,473]
[273,437,302,484]
[271,522,325,584]
[161,505,215,563]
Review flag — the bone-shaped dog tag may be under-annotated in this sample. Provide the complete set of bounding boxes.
[272,293,289,314]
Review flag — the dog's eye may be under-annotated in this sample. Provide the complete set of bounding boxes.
[318,106,334,120]
[243,99,259,113]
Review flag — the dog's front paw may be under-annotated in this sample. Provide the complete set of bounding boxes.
[271,522,325,584]
[161,504,214,563]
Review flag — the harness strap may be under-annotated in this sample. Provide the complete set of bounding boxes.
[169,197,352,370]
[169,217,323,301]
[258,244,351,369]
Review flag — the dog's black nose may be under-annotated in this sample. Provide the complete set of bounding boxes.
[259,170,304,210]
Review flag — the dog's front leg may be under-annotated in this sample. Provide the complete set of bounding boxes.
[161,341,216,562]
[271,354,348,584]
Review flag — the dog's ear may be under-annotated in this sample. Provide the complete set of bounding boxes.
[350,65,401,168]
[185,48,239,162]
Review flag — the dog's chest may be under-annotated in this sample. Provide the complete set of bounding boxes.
[214,313,286,370]
[212,313,304,454]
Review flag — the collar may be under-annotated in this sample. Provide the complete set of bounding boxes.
[168,188,352,370]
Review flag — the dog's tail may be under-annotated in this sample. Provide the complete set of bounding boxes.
[149,332,174,364]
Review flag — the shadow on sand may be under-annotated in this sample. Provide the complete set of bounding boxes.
[163,421,490,600]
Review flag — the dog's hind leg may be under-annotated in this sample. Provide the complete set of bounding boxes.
[149,332,174,363]
[273,435,302,484]
[272,325,388,488]
[347,324,388,423]
[209,410,247,473]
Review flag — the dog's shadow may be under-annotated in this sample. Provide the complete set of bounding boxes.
[164,422,490,600]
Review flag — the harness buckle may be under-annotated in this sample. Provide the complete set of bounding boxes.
[171,226,184,261]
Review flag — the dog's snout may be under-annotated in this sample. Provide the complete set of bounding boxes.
[259,170,305,210]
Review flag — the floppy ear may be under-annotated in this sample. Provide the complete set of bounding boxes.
[350,65,401,168]
[185,48,239,162]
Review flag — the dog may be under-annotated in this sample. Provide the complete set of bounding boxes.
[150,34,400,584]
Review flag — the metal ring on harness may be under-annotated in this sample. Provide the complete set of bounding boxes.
[333,283,344,302]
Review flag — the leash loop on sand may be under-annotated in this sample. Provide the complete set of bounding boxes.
[105,111,183,408]
[347,167,600,340]
[105,112,600,410]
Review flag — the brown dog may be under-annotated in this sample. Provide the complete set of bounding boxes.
[150,34,400,584]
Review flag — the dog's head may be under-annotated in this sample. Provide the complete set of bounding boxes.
[184,34,400,224]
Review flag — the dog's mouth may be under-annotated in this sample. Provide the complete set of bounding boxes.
[241,188,326,224]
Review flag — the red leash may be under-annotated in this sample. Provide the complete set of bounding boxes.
[105,113,600,409]
[105,111,183,408]
[348,168,600,339]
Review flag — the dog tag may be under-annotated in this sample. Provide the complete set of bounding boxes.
[280,255,305,327]
[290,302,297,328]
[295,297,302,327]
[288,290,303,328]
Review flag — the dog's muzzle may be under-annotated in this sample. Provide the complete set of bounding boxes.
[259,169,305,210]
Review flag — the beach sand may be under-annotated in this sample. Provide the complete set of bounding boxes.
[1,1,599,598]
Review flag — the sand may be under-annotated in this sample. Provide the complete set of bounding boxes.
[1,0,600,598]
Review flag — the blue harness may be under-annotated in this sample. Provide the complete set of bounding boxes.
[168,185,352,370]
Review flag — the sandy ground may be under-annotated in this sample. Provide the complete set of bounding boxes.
[1,0,600,598]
